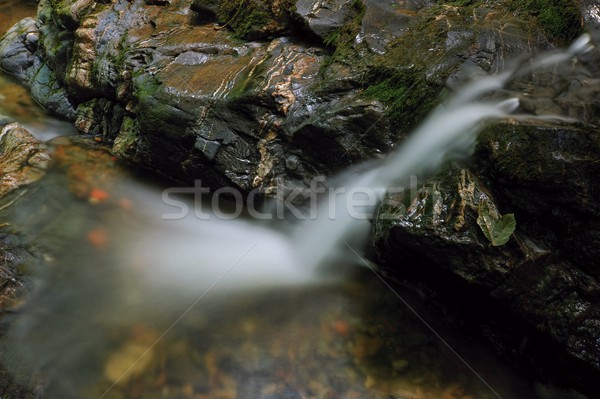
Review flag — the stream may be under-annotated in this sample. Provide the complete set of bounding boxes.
[0,2,577,399]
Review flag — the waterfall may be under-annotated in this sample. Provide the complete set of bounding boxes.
[131,34,594,291]
[3,34,595,398]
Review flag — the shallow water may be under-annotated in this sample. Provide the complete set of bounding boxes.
[1,150,543,399]
[0,74,77,141]
[0,0,76,141]
[0,2,570,399]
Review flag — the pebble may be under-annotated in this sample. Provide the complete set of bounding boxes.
[25,32,38,45]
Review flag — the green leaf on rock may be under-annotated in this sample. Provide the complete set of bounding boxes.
[477,201,516,246]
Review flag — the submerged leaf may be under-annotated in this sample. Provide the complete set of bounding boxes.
[493,214,516,246]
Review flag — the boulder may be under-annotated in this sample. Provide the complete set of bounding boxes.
[372,124,600,393]
[295,0,357,39]
[0,123,51,197]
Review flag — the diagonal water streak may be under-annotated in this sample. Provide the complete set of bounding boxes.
[128,35,595,286]
[294,98,521,268]
[294,35,593,269]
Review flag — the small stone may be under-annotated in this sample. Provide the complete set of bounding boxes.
[25,32,38,45]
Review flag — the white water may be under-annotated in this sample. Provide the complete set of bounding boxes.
[128,34,594,294]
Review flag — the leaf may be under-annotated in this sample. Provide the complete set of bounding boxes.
[477,201,516,246]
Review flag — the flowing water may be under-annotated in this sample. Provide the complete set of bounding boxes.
[0,2,592,399]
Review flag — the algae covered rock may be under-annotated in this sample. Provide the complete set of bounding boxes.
[193,0,301,39]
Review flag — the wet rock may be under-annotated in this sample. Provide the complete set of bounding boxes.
[193,0,298,40]
[4,0,592,194]
[0,18,38,85]
[30,63,78,120]
[476,123,600,279]
[0,123,51,197]
[373,164,531,289]
[2,0,600,391]
[476,123,600,219]
[358,0,422,54]
[373,130,600,392]
[295,0,357,39]
[0,12,77,120]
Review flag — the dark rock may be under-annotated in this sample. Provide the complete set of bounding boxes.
[372,118,600,394]
[476,123,600,279]
[476,123,600,219]
[373,164,531,290]
[30,62,77,120]
[358,0,422,54]
[0,18,38,85]
[295,0,357,39]
[193,0,299,40]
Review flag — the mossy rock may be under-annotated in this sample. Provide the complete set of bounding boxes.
[506,0,583,43]
[358,7,449,132]
[48,0,94,31]
[193,0,300,40]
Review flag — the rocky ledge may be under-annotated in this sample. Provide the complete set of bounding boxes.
[2,0,600,395]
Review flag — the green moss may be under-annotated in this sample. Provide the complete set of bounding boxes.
[359,10,448,131]
[48,0,95,31]
[132,74,168,124]
[218,0,270,39]
[133,74,160,99]
[323,30,341,48]
[110,33,130,72]
[506,0,582,42]
[214,0,298,39]
[363,65,441,131]
[321,0,366,65]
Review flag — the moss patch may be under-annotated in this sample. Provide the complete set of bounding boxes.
[362,65,442,132]
[359,9,449,131]
[506,0,582,42]
[321,0,366,66]
[214,0,298,39]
